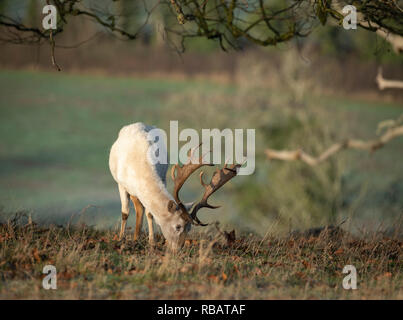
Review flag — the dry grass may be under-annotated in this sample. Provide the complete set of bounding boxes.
[0,215,401,300]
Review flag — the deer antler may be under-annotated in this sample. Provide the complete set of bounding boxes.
[190,163,241,225]
[170,144,212,206]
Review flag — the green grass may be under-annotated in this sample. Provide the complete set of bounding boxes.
[0,69,402,232]
[0,70,230,227]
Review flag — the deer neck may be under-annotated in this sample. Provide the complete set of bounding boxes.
[139,177,174,224]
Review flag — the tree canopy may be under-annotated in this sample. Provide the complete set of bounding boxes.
[1,0,402,50]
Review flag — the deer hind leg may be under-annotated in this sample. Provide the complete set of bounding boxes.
[118,184,130,240]
[131,195,144,242]
[146,210,154,246]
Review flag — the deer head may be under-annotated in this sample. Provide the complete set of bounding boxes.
[163,146,241,251]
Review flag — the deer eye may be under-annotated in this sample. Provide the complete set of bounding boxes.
[175,225,182,232]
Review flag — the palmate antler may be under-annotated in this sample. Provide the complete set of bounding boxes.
[170,145,241,226]
[190,163,241,225]
[170,145,212,207]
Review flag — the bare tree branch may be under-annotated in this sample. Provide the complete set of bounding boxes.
[265,125,403,166]
[375,29,403,54]
[0,0,158,44]
[330,0,403,51]
[49,29,61,71]
[376,67,403,90]
[45,0,61,71]
[1,0,403,54]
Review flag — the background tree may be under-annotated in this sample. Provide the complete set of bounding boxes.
[1,1,402,48]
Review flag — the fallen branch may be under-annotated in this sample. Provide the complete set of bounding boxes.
[376,67,403,90]
[265,125,403,166]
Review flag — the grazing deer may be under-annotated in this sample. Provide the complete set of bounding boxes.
[109,123,240,251]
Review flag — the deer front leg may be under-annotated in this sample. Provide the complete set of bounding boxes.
[131,195,144,241]
[118,184,130,240]
[146,210,154,246]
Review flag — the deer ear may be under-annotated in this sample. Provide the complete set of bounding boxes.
[167,200,178,213]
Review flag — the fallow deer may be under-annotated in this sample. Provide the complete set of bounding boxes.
[109,123,240,251]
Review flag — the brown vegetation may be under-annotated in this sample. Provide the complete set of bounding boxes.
[1,215,401,299]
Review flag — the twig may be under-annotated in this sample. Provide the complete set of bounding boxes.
[170,0,186,24]
[45,0,61,71]
[49,29,61,71]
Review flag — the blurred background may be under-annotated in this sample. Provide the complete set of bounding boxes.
[0,0,402,236]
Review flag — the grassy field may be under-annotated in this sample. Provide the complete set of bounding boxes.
[0,70,236,227]
[0,215,401,299]
[0,69,402,299]
[0,69,401,230]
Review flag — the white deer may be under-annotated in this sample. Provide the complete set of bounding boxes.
[109,123,240,251]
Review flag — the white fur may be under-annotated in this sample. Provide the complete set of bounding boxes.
[109,123,172,226]
[109,123,193,251]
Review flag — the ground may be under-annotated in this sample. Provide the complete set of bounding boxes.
[0,217,401,299]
